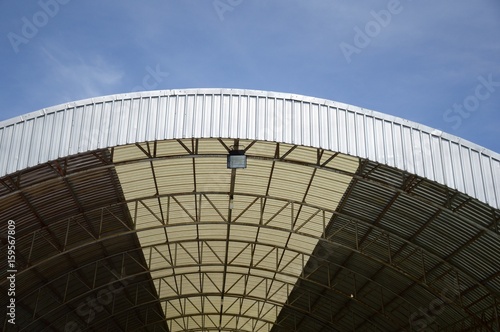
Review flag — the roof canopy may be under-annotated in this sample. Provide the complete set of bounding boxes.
[1,89,499,331]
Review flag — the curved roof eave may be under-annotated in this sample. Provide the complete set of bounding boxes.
[0,88,499,208]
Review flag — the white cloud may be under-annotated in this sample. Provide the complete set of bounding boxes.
[38,42,125,101]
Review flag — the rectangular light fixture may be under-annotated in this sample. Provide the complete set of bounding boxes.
[227,150,247,169]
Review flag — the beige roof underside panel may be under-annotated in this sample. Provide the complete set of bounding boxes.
[114,140,358,330]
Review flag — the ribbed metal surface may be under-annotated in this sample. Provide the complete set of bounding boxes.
[1,142,498,329]
[0,89,498,209]
[0,150,168,331]
[109,139,358,331]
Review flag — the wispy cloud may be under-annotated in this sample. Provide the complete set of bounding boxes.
[38,42,125,102]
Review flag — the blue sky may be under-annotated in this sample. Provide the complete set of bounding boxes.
[1,0,499,152]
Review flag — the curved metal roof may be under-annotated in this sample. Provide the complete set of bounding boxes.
[0,89,499,331]
[1,89,499,209]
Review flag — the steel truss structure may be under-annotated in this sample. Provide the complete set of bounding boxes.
[0,89,499,331]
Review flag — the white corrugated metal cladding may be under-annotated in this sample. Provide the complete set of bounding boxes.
[1,88,498,209]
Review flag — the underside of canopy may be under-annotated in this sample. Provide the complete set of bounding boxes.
[0,89,499,331]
